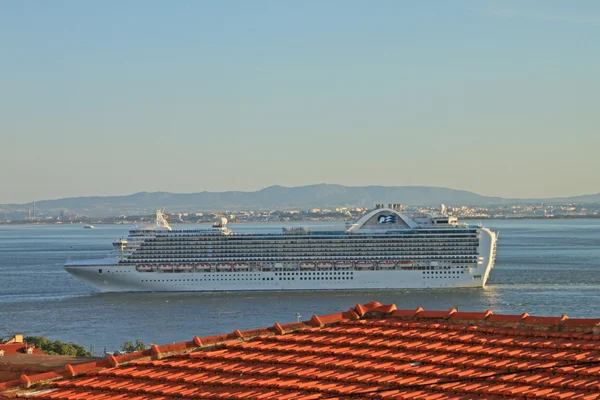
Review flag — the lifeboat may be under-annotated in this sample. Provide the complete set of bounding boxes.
[378,260,396,269]
[335,262,352,269]
[317,262,333,270]
[176,264,193,271]
[355,261,373,270]
[397,261,413,268]
[216,263,232,271]
[136,264,153,272]
[233,263,249,271]
[195,263,212,272]
[158,264,173,271]
[299,262,315,270]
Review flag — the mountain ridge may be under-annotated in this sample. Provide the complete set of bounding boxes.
[1,184,599,217]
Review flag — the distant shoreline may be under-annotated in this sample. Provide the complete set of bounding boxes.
[2,215,600,226]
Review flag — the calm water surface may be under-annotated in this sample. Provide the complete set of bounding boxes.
[1,220,599,353]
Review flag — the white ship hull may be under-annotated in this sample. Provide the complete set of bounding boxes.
[65,261,494,292]
[64,208,498,293]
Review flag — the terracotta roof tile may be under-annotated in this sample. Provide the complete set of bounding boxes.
[2,303,600,400]
[416,308,458,320]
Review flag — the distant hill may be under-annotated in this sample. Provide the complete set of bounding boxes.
[1,184,599,217]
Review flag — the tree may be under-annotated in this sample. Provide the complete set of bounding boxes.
[134,340,146,351]
[120,341,135,353]
[23,336,92,357]
[120,340,146,353]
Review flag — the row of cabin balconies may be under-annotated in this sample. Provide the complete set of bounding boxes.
[141,239,479,245]
[131,254,480,262]
[140,243,479,250]
[143,237,479,245]
[146,234,479,240]
[119,257,477,265]
[136,247,479,254]
[124,255,479,263]
[147,234,478,238]
[132,249,478,256]
[138,242,479,250]
[136,245,479,251]
[134,247,478,254]
[139,243,478,250]
[142,231,479,239]
[124,264,479,271]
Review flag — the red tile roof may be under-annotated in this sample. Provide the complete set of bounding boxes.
[0,343,43,356]
[2,302,600,399]
[0,343,44,355]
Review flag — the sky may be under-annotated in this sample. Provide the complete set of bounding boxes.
[1,1,599,204]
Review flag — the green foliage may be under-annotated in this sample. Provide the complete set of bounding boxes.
[134,340,146,351]
[23,336,92,357]
[120,340,146,353]
[121,341,134,353]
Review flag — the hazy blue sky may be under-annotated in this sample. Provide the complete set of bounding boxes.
[1,1,599,203]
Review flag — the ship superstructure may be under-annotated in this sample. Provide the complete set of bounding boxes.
[64,206,498,292]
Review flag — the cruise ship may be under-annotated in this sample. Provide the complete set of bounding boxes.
[64,204,498,292]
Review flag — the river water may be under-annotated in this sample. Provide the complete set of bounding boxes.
[0,219,599,354]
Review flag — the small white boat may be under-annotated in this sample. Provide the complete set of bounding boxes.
[317,262,333,270]
[233,263,249,270]
[355,261,373,270]
[136,264,153,272]
[195,263,212,272]
[158,264,173,271]
[175,264,193,271]
[397,261,413,268]
[299,262,315,270]
[84,225,94,229]
[216,263,232,271]
[378,260,396,269]
[335,262,352,269]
